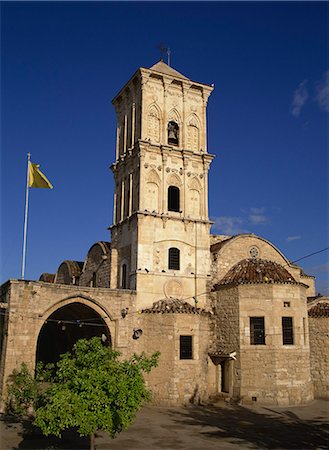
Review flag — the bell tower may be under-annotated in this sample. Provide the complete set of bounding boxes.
[110,61,215,308]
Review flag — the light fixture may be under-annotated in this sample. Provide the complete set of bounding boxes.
[121,308,129,319]
[132,328,143,340]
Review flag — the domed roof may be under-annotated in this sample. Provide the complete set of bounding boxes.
[214,258,297,289]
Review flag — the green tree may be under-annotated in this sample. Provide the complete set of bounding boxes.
[33,337,159,450]
[6,362,39,417]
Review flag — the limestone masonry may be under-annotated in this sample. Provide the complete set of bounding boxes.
[1,61,328,407]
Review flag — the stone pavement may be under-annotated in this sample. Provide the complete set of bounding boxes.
[0,400,328,450]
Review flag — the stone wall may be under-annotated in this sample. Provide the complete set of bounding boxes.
[0,280,136,404]
[79,242,111,288]
[131,312,212,405]
[211,283,313,405]
[309,315,329,398]
[0,280,213,408]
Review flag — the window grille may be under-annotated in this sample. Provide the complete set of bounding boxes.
[168,186,180,212]
[180,335,193,359]
[250,317,265,345]
[282,317,294,345]
[168,247,180,270]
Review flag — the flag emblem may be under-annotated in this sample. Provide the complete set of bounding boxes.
[28,162,53,189]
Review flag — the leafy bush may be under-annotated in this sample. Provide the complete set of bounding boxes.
[6,337,159,450]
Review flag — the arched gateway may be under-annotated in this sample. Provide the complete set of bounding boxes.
[36,302,111,365]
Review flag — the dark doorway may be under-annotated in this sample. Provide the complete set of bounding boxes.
[36,302,111,365]
[221,360,230,393]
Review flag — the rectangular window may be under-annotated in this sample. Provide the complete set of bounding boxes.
[180,335,193,359]
[282,317,294,345]
[250,317,265,345]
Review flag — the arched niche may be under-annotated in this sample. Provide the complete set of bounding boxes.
[186,114,200,152]
[147,104,161,143]
[145,169,161,212]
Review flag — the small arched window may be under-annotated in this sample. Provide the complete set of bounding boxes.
[168,121,179,146]
[168,247,180,270]
[168,186,180,212]
[121,263,127,289]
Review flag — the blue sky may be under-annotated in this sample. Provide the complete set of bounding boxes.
[1,1,328,293]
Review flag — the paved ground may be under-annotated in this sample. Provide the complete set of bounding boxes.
[0,400,328,449]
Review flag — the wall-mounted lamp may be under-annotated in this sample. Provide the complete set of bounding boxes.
[132,328,143,340]
[121,307,129,319]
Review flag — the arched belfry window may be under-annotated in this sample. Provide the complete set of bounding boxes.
[168,186,180,212]
[168,121,179,146]
[168,247,180,270]
[121,263,127,289]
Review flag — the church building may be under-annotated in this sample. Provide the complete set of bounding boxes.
[1,61,328,407]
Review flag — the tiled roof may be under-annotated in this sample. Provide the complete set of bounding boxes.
[213,258,297,289]
[141,298,205,314]
[39,273,55,283]
[308,302,329,318]
[64,260,84,277]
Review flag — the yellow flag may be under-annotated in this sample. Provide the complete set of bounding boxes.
[28,162,53,189]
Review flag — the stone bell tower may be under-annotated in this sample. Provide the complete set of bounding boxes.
[110,60,215,309]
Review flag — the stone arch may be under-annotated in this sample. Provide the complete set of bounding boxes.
[187,176,202,217]
[55,260,83,286]
[80,241,111,288]
[168,173,182,187]
[168,108,181,124]
[147,168,161,185]
[35,296,114,365]
[188,176,202,191]
[147,104,162,143]
[167,109,181,146]
[187,114,200,151]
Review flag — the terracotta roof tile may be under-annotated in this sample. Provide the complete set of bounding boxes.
[64,260,84,277]
[308,302,329,318]
[213,258,297,289]
[142,298,205,314]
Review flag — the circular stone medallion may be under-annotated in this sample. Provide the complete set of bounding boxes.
[164,280,183,299]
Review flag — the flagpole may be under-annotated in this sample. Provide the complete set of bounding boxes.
[21,153,31,279]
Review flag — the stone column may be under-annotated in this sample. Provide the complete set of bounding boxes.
[131,102,136,146]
